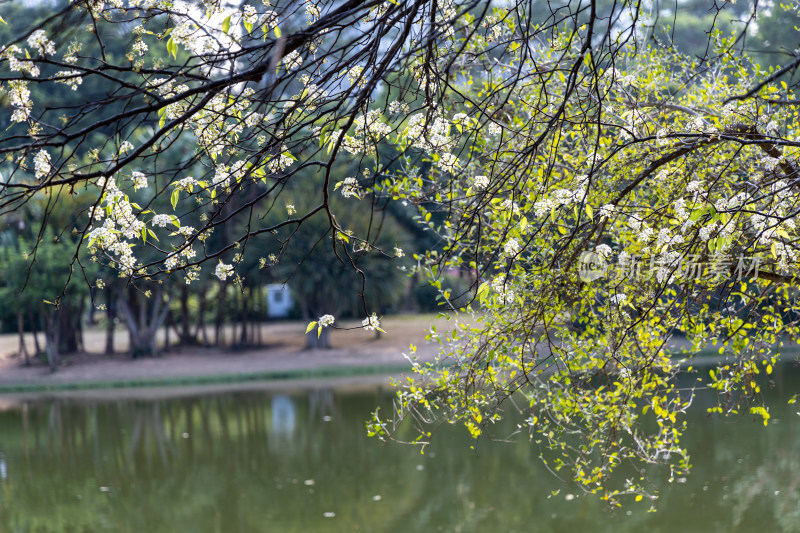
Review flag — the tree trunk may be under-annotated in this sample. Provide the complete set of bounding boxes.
[119,286,170,357]
[240,289,249,346]
[194,292,209,346]
[105,287,115,355]
[164,312,171,352]
[215,283,225,347]
[180,284,192,345]
[57,300,79,354]
[41,302,59,372]
[17,310,30,366]
[305,326,331,349]
[29,306,41,356]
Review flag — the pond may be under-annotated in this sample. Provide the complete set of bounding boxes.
[1,364,800,533]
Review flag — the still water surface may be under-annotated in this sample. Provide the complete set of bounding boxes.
[2,366,800,533]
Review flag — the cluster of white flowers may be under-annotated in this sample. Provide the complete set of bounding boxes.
[473,175,489,190]
[340,177,360,198]
[394,246,404,257]
[491,274,515,305]
[342,110,392,155]
[599,203,615,218]
[595,244,612,259]
[215,262,234,281]
[656,228,684,248]
[283,50,303,70]
[212,165,231,188]
[33,150,51,179]
[8,80,32,123]
[405,113,454,153]
[130,171,148,190]
[174,176,198,191]
[319,314,335,327]
[673,198,688,219]
[53,70,83,91]
[609,293,627,306]
[132,40,148,56]
[245,112,264,127]
[638,224,654,243]
[119,141,134,155]
[267,146,295,173]
[685,116,706,132]
[503,238,520,256]
[654,251,683,283]
[27,30,55,56]
[362,313,380,331]
[498,198,520,214]
[437,153,459,173]
[655,128,670,146]
[298,76,328,110]
[534,184,583,217]
[627,216,643,231]
[348,66,367,88]
[305,0,320,24]
[242,5,258,25]
[698,222,718,241]
[388,100,410,114]
[761,156,781,172]
[5,45,40,76]
[170,17,218,56]
[151,214,172,227]
[87,176,146,275]
[165,254,179,270]
[286,204,296,215]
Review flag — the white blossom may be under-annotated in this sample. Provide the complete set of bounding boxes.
[33,150,51,179]
[283,50,302,70]
[599,204,615,218]
[119,141,134,155]
[131,171,148,190]
[151,214,171,227]
[318,314,335,327]
[362,313,380,331]
[503,238,520,256]
[340,177,360,198]
[215,262,234,280]
[595,244,612,259]
[27,30,56,56]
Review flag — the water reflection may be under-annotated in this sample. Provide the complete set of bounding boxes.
[0,365,798,533]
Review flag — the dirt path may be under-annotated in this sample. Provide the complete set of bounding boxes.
[0,314,456,390]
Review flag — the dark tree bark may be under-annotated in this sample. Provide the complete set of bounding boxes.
[17,309,30,366]
[118,285,170,357]
[105,288,115,355]
[29,306,41,356]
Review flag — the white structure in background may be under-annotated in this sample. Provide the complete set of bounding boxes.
[266,284,293,318]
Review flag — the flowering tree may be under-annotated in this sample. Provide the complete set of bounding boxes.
[4,0,800,504]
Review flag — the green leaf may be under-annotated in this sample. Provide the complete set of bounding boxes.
[274,26,282,38]
[221,14,232,34]
[244,21,253,34]
[477,281,490,305]
[167,36,178,59]
[170,188,179,210]
[306,321,317,334]
[0,15,7,24]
